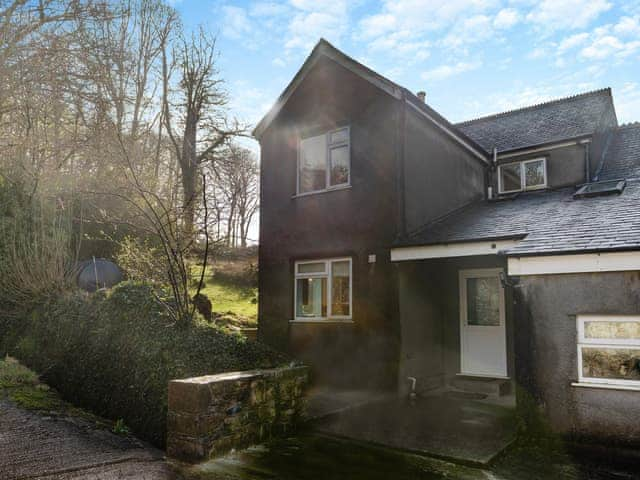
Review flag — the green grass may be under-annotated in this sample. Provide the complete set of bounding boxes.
[198,283,257,324]
[0,356,38,388]
[190,259,258,325]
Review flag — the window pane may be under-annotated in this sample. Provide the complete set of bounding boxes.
[331,261,350,316]
[467,277,500,326]
[298,262,326,274]
[500,163,521,192]
[330,128,349,145]
[524,160,545,188]
[296,277,327,318]
[329,145,349,186]
[581,347,640,381]
[585,321,640,340]
[299,134,326,193]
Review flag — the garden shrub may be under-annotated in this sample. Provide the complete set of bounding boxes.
[4,281,288,447]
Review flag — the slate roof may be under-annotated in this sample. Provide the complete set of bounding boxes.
[455,89,614,152]
[397,123,640,256]
[597,123,640,181]
[397,181,640,256]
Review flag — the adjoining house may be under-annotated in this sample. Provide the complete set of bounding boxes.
[254,39,640,445]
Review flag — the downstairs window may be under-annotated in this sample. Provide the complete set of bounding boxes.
[577,315,640,386]
[294,258,352,321]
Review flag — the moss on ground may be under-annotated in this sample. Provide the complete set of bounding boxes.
[0,357,112,429]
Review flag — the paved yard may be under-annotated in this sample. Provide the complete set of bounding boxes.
[0,401,177,480]
[314,395,517,465]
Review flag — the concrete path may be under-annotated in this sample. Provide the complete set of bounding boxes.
[0,401,177,480]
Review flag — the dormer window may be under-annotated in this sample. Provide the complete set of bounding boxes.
[298,127,350,195]
[498,158,547,194]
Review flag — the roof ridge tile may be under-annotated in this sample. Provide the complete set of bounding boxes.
[617,121,640,130]
[455,87,612,126]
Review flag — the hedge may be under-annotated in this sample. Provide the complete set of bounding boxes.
[0,282,288,447]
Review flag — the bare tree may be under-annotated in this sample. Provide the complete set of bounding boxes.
[162,27,244,237]
[207,144,259,247]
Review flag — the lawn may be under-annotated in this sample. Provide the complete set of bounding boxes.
[199,282,257,324]
[190,249,259,326]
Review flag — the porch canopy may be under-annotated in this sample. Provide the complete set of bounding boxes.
[391,178,640,275]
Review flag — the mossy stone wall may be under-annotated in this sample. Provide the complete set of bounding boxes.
[167,365,309,461]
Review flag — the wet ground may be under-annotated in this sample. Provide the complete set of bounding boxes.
[177,434,486,480]
[315,395,517,465]
[0,401,176,480]
[1,355,638,480]
[177,432,640,480]
[3,396,640,480]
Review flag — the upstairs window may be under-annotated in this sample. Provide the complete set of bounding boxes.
[298,127,350,195]
[294,258,352,321]
[577,315,640,387]
[498,158,547,194]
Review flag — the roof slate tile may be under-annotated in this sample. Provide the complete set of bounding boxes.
[455,89,614,152]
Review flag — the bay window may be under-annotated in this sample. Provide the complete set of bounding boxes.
[298,127,350,194]
[294,258,352,321]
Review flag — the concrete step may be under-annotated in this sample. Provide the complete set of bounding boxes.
[449,376,511,397]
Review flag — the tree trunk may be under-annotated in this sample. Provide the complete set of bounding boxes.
[180,110,198,237]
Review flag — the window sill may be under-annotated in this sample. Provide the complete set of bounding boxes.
[571,382,640,392]
[292,184,351,199]
[498,185,547,195]
[289,319,354,324]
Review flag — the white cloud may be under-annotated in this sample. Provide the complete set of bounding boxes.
[527,46,547,59]
[358,13,397,39]
[526,0,612,31]
[285,10,348,51]
[580,35,640,59]
[614,16,640,36]
[574,16,640,61]
[250,2,290,17]
[421,60,482,81]
[359,0,498,35]
[557,32,589,54]
[221,6,253,40]
[493,8,520,29]
[616,82,640,124]
[283,0,351,52]
[442,15,493,48]
[357,0,500,59]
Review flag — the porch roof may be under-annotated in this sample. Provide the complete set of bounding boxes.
[394,179,640,258]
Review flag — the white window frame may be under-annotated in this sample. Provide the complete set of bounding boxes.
[296,126,351,196]
[498,157,547,194]
[292,257,353,322]
[576,315,640,387]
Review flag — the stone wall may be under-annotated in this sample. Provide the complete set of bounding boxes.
[167,365,309,461]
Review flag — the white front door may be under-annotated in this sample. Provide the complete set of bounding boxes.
[459,268,507,377]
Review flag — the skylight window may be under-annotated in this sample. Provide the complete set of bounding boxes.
[574,180,626,199]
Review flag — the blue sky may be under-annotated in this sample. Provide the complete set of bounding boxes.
[173,0,640,152]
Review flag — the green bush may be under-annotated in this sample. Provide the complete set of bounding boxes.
[4,282,287,447]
